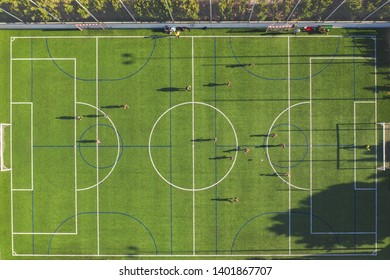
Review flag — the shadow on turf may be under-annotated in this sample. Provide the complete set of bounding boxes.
[77,140,97,143]
[56,116,76,120]
[256,144,282,148]
[157,87,186,92]
[211,198,234,203]
[203,82,229,87]
[259,173,278,177]
[121,53,134,65]
[209,155,232,160]
[192,138,213,142]
[264,172,390,256]
[101,105,124,109]
[250,134,269,137]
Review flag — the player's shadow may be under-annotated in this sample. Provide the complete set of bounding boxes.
[223,148,238,153]
[101,105,123,109]
[209,155,232,160]
[56,116,76,120]
[259,173,278,176]
[192,138,213,142]
[157,87,186,92]
[250,134,269,137]
[211,198,233,203]
[122,53,134,65]
[203,82,228,87]
[77,140,96,143]
[256,144,281,148]
[226,63,254,68]
[83,114,104,118]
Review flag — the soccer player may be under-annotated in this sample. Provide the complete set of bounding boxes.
[365,144,370,151]
[227,81,231,86]
[185,85,191,91]
[96,139,101,144]
[76,115,83,120]
[232,197,238,203]
[270,133,277,138]
[244,147,249,155]
[123,104,129,109]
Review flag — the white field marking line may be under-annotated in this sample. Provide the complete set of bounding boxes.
[12,59,78,237]
[382,123,386,168]
[310,57,374,60]
[309,58,313,233]
[374,36,378,254]
[74,59,78,234]
[191,36,196,256]
[10,37,14,253]
[266,102,311,191]
[11,102,33,104]
[287,36,291,255]
[312,231,376,235]
[10,103,34,192]
[310,56,378,235]
[11,35,345,39]
[13,232,77,235]
[75,103,121,191]
[12,189,33,192]
[354,102,357,190]
[13,252,375,257]
[31,102,34,193]
[11,58,76,61]
[148,102,239,191]
[96,37,100,256]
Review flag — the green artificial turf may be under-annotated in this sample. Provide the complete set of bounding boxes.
[0,27,389,259]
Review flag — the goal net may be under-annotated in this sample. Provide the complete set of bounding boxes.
[378,122,390,171]
[0,124,11,171]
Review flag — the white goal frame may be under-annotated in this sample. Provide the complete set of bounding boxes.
[0,123,11,171]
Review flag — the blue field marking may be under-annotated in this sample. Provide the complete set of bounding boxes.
[45,38,156,82]
[264,123,309,169]
[229,37,341,81]
[47,212,158,255]
[78,124,124,169]
[230,211,341,255]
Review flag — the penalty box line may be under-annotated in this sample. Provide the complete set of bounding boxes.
[10,57,78,239]
[309,55,377,237]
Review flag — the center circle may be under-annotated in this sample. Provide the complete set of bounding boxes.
[266,123,309,169]
[78,124,124,169]
[149,102,238,191]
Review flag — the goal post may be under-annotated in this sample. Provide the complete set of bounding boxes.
[378,122,390,171]
[0,123,11,171]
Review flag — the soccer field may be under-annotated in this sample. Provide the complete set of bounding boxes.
[0,28,389,259]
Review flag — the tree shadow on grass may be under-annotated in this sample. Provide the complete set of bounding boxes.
[266,172,390,256]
